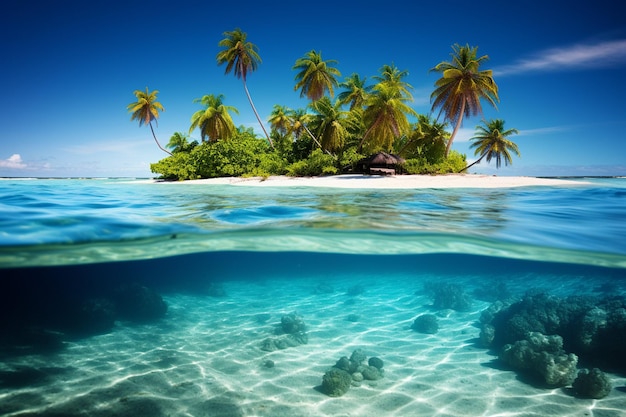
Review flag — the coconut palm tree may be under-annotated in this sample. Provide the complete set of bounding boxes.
[373,63,413,101]
[216,28,272,147]
[189,94,238,142]
[268,105,292,136]
[337,73,372,110]
[464,119,520,171]
[397,114,449,161]
[127,87,171,155]
[293,50,341,102]
[167,132,197,154]
[430,43,499,157]
[287,108,311,140]
[308,97,358,152]
[359,82,418,153]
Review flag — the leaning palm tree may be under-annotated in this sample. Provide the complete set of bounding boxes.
[189,94,238,142]
[464,118,520,171]
[127,87,171,155]
[337,73,372,110]
[359,82,418,153]
[430,43,499,157]
[216,28,272,147]
[293,50,341,102]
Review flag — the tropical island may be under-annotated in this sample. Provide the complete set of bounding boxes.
[128,28,521,181]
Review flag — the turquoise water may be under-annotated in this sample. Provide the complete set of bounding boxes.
[1,178,625,267]
[1,178,626,416]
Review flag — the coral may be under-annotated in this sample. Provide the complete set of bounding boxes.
[424,281,472,311]
[320,349,385,397]
[479,324,495,347]
[349,348,367,365]
[321,368,352,397]
[499,332,578,387]
[280,312,306,334]
[361,365,383,380]
[411,314,439,334]
[260,312,308,352]
[368,357,384,370]
[572,368,612,399]
[482,292,626,372]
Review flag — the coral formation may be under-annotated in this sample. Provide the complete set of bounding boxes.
[424,281,472,311]
[260,312,308,352]
[499,332,578,387]
[321,368,352,397]
[411,314,439,334]
[319,349,385,397]
[572,368,612,399]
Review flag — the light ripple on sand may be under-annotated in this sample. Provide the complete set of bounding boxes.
[1,273,625,416]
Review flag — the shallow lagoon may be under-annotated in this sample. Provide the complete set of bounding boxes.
[1,178,625,416]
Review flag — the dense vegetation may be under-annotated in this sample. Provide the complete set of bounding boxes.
[128,29,520,181]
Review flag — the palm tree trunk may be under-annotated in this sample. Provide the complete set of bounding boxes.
[458,147,491,172]
[149,122,172,156]
[242,81,273,148]
[445,100,465,158]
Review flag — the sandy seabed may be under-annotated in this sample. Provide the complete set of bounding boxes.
[1,273,624,417]
[152,174,592,189]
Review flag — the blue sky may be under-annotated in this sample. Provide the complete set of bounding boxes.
[1,0,625,177]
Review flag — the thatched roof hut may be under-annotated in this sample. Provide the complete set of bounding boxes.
[358,152,406,175]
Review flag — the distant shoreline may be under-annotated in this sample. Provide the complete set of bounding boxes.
[148,174,595,189]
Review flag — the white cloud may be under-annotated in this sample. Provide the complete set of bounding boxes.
[452,127,475,142]
[493,39,626,76]
[0,154,27,169]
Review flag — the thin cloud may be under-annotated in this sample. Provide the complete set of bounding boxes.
[453,127,476,142]
[493,39,626,76]
[0,154,27,169]
[517,126,570,137]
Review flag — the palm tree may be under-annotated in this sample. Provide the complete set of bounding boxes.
[308,97,358,152]
[268,105,292,136]
[337,73,372,110]
[293,50,341,102]
[287,108,311,140]
[189,94,238,142]
[373,63,413,101]
[216,28,272,147]
[430,43,499,157]
[359,82,418,153]
[464,119,520,171]
[397,114,449,160]
[167,132,197,153]
[127,87,171,155]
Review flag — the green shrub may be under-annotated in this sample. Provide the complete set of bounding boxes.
[286,149,337,176]
[150,152,199,181]
[404,151,466,174]
[192,134,271,178]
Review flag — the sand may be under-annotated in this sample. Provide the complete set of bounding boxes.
[1,273,624,416]
[156,174,593,189]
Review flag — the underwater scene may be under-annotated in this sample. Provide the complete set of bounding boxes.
[1,178,625,416]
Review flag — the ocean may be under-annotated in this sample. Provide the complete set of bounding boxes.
[1,177,625,416]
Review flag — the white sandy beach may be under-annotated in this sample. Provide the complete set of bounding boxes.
[154,174,592,189]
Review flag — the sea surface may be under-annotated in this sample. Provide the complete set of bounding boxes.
[1,177,625,416]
